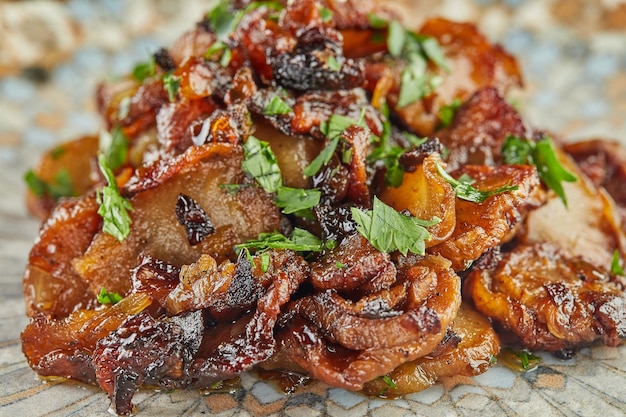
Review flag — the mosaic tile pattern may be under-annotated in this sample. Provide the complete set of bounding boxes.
[1,1,625,416]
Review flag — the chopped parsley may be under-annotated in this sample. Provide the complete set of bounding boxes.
[96,153,133,242]
[24,169,74,199]
[335,261,347,269]
[381,375,397,389]
[384,21,449,108]
[260,252,271,272]
[319,6,333,23]
[50,146,65,159]
[367,102,426,187]
[162,72,180,102]
[100,126,128,171]
[242,135,283,193]
[304,113,364,178]
[502,135,577,206]
[304,136,340,178]
[611,250,625,276]
[236,228,333,253]
[263,95,292,115]
[326,55,341,72]
[367,13,388,29]
[131,56,156,82]
[208,2,240,40]
[208,1,284,41]
[438,97,463,128]
[97,287,123,305]
[435,162,518,203]
[501,348,542,372]
[351,197,439,255]
[397,59,442,108]
[275,186,321,215]
[241,136,320,216]
[205,41,232,67]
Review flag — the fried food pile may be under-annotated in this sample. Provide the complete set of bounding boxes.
[21,0,626,414]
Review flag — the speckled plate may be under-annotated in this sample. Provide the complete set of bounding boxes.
[1,1,626,416]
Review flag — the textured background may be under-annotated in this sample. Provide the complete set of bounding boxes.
[1,1,625,416]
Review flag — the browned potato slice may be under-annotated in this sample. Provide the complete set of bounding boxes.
[72,143,281,296]
[362,303,500,397]
[380,154,456,247]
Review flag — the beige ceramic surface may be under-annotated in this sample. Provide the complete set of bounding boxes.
[1,1,625,416]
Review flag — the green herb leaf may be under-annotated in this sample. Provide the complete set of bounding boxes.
[335,261,347,269]
[275,186,321,214]
[236,228,330,253]
[205,40,232,67]
[219,183,250,195]
[260,252,271,273]
[100,126,129,171]
[24,169,74,199]
[241,135,283,193]
[97,287,123,305]
[208,2,240,40]
[503,348,542,371]
[367,13,388,29]
[304,113,364,178]
[387,20,406,58]
[303,136,340,178]
[533,138,578,207]
[320,113,363,139]
[24,170,46,197]
[398,64,442,107]
[162,72,180,102]
[96,153,133,242]
[381,375,397,389]
[351,197,438,256]
[244,1,284,13]
[319,6,333,23]
[501,135,534,165]
[502,135,577,206]
[50,146,65,159]
[611,249,625,276]
[420,37,450,72]
[385,21,449,107]
[263,95,292,115]
[435,161,518,203]
[132,57,156,82]
[367,102,407,187]
[327,55,341,72]
[438,97,462,128]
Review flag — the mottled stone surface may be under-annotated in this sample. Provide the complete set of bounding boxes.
[1,1,625,416]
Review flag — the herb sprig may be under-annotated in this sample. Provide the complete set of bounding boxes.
[241,136,321,216]
[236,228,333,253]
[351,197,439,255]
[263,95,292,115]
[435,162,518,203]
[24,169,74,199]
[502,135,577,206]
[611,249,625,276]
[162,72,180,102]
[131,56,156,82]
[96,153,134,242]
[303,112,365,178]
[368,102,427,187]
[97,287,123,305]
[384,20,449,108]
[99,126,129,171]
